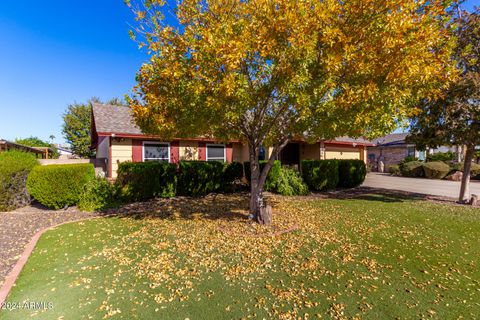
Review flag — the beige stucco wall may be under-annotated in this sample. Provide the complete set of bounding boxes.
[179,141,199,160]
[324,146,361,160]
[111,138,132,178]
[233,143,249,162]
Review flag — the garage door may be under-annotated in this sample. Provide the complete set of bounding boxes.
[325,150,360,160]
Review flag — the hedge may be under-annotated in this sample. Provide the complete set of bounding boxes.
[423,161,450,179]
[27,163,95,209]
[301,160,339,191]
[400,161,425,177]
[243,160,282,192]
[79,178,120,212]
[337,160,367,188]
[388,165,401,176]
[116,161,176,201]
[0,151,38,211]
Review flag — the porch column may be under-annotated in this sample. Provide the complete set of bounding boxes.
[319,142,326,160]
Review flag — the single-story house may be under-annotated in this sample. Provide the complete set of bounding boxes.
[91,103,373,178]
[367,133,426,170]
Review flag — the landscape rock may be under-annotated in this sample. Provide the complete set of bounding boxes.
[445,171,463,181]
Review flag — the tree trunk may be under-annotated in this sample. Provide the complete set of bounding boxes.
[248,138,289,224]
[459,144,474,203]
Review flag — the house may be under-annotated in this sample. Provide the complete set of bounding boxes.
[367,133,426,170]
[91,103,373,178]
[0,139,51,159]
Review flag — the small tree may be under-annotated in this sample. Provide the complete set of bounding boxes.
[409,8,480,202]
[62,97,126,158]
[127,0,456,222]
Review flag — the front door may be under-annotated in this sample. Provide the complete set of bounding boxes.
[280,143,300,167]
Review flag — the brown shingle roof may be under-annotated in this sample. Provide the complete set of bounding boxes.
[92,103,142,135]
[371,133,409,146]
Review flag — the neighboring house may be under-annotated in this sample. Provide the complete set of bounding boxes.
[367,133,426,170]
[0,139,51,159]
[53,144,74,159]
[91,103,373,178]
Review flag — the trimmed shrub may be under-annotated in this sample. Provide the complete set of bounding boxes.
[428,151,455,162]
[423,161,451,179]
[177,161,226,196]
[79,178,120,212]
[243,160,282,192]
[400,156,417,165]
[400,161,425,177]
[27,164,95,209]
[116,161,176,201]
[301,160,339,191]
[451,162,480,177]
[0,151,38,211]
[223,162,244,183]
[388,165,401,176]
[275,167,309,196]
[338,160,367,188]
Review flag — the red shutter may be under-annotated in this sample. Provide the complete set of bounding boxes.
[132,140,143,162]
[170,141,180,163]
[226,143,233,163]
[198,142,206,161]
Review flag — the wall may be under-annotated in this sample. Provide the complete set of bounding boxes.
[96,136,109,159]
[233,143,249,162]
[179,141,199,160]
[111,138,133,178]
[300,143,321,161]
[38,158,107,176]
[367,146,408,170]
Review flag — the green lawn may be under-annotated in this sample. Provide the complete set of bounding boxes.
[2,194,480,319]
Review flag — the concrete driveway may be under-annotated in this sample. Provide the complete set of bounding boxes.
[362,173,480,199]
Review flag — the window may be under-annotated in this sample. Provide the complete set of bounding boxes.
[206,144,226,162]
[143,142,170,162]
[407,147,415,158]
[259,146,266,160]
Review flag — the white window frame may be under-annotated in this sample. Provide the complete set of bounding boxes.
[142,141,171,162]
[206,143,226,162]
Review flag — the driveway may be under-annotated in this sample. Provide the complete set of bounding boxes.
[362,173,480,199]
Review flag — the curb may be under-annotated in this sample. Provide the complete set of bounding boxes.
[0,217,98,306]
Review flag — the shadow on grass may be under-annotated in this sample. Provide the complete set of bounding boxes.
[102,193,250,222]
[305,186,460,205]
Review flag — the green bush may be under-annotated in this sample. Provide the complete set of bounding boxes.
[400,156,417,165]
[338,160,367,188]
[79,178,120,212]
[427,152,455,162]
[275,167,309,196]
[451,162,480,177]
[27,164,95,209]
[0,151,38,211]
[423,161,451,179]
[400,161,425,177]
[301,160,339,191]
[223,162,244,183]
[177,161,227,196]
[388,165,401,176]
[116,161,176,202]
[243,160,282,192]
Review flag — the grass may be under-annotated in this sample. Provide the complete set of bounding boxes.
[2,193,480,319]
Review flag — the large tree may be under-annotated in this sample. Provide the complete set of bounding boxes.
[409,7,480,203]
[62,97,126,158]
[127,0,456,223]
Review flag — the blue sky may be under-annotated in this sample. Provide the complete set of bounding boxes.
[0,0,479,144]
